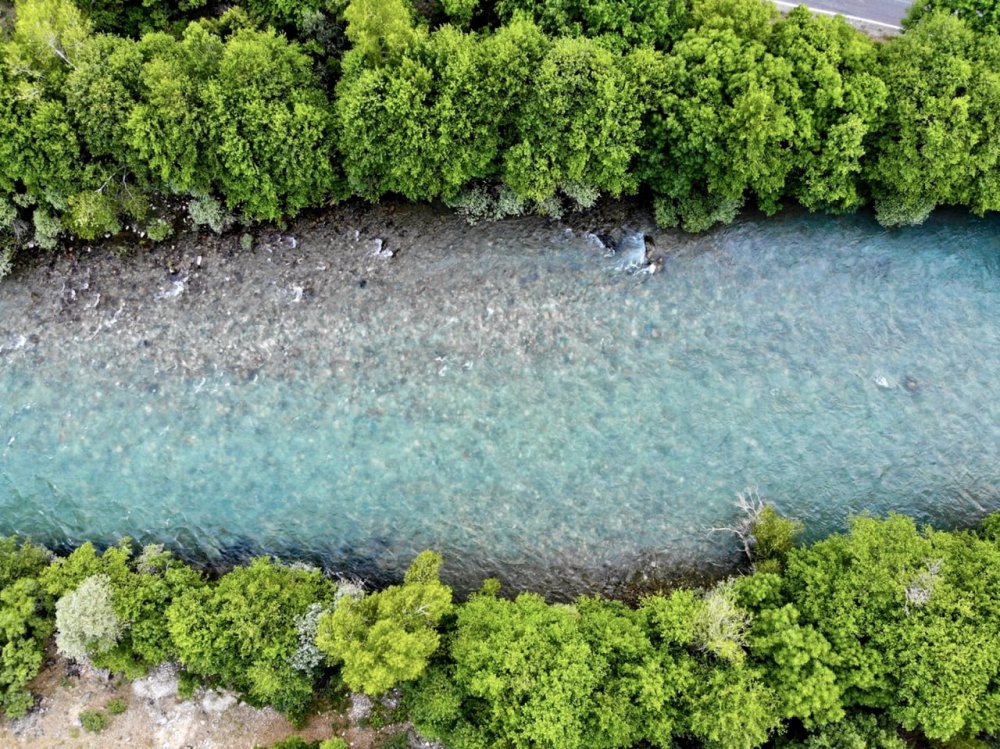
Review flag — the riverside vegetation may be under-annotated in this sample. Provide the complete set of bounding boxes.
[2,0,1000,277]
[2,511,1000,748]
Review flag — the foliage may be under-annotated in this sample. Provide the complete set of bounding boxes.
[201,27,337,220]
[776,713,905,748]
[64,189,123,240]
[342,0,422,68]
[44,541,204,675]
[693,581,751,662]
[188,195,232,234]
[640,0,799,231]
[105,697,127,714]
[167,557,335,717]
[316,550,451,695]
[32,207,63,249]
[3,0,1000,249]
[502,35,643,206]
[769,8,887,214]
[79,707,110,732]
[6,0,92,93]
[494,0,687,48]
[782,515,1000,741]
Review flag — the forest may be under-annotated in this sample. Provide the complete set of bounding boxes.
[1,0,999,277]
[3,510,1000,747]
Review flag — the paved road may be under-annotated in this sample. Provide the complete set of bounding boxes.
[773,0,912,29]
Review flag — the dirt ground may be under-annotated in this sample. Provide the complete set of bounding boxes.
[0,650,411,749]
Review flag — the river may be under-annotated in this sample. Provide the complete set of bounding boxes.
[1,203,998,595]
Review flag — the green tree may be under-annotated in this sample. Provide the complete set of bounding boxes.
[203,28,337,219]
[6,0,93,94]
[769,7,887,214]
[494,0,687,48]
[54,574,123,661]
[866,12,1000,225]
[777,713,904,749]
[503,35,642,209]
[167,557,335,717]
[342,0,422,68]
[124,24,223,196]
[783,515,1000,741]
[748,604,842,725]
[336,23,519,201]
[0,537,54,717]
[641,0,799,231]
[316,550,451,696]
[684,659,781,749]
[64,34,144,161]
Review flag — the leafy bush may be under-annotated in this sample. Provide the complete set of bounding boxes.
[776,713,904,748]
[502,35,642,206]
[105,697,127,714]
[187,196,232,234]
[752,505,804,564]
[495,0,687,48]
[43,541,203,676]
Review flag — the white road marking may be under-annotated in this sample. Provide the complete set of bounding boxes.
[772,1,904,29]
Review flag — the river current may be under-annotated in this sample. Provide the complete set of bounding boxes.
[1,207,998,594]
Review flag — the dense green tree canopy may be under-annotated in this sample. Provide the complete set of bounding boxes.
[3,0,1000,266]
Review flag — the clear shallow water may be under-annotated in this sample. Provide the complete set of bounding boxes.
[1,210,999,594]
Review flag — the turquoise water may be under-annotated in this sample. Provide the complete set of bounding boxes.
[1,210,999,593]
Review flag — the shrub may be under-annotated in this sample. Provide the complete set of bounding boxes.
[44,541,203,676]
[777,713,905,748]
[79,707,109,732]
[752,506,804,564]
[32,208,63,250]
[187,196,232,234]
[64,190,123,240]
[866,12,1000,226]
[904,0,1000,33]
[105,697,127,714]
[145,217,173,241]
[694,581,751,663]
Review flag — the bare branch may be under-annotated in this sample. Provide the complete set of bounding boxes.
[709,487,766,561]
